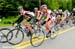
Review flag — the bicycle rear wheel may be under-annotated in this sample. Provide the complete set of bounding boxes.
[7,28,24,45]
[30,25,45,47]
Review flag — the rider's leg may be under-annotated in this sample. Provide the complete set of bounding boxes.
[22,19,34,33]
[46,20,52,32]
[46,20,52,38]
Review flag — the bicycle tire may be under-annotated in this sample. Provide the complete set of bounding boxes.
[30,25,45,47]
[7,28,24,45]
[0,28,12,43]
[50,31,58,39]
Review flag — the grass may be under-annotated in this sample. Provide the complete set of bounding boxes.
[0,16,19,27]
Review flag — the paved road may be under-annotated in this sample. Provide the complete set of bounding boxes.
[0,25,75,49]
[24,28,75,49]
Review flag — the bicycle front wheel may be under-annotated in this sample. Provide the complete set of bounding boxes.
[0,28,12,43]
[50,31,58,39]
[30,25,45,47]
[7,28,24,45]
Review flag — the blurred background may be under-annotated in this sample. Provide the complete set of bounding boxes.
[0,0,74,26]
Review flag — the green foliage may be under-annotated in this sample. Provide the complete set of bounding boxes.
[0,16,19,27]
[44,0,72,11]
[0,0,74,26]
[0,0,73,17]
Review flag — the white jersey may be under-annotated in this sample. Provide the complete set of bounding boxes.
[28,12,35,16]
[47,10,52,14]
[47,9,56,22]
[22,10,35,16]
[51,16,56,22]
[46,9,52,18]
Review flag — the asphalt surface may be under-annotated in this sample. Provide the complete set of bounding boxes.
[24,29,75,49]
[0,25,75,49]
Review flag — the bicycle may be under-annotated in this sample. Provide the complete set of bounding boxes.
[7,17,45,47]
[46,22,58,39]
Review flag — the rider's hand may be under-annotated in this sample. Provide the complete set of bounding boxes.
[12,23,17,27]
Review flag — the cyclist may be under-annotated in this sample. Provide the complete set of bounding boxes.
[14,6,35,36]
[63,10,71,24]
[56,9,64,27]
[34,7,43,25]
[40,5,55,38]
[71,8,75,24]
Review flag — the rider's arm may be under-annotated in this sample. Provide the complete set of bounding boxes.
[14,15,24,24]
[37,11,42,20]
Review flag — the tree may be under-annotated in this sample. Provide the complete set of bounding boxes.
[0,0,73,17]
[0,0,19,17]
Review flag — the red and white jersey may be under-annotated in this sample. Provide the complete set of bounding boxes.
[46,9,56,23]
[47,9,52,14]
[46,9,52,18]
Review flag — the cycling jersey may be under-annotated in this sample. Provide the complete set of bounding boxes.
[56,11,63,16]
[56,12,63,20]
[15,10,35,24]
[56,15,62,20]
[42,13,47,21]
[72,11,75,16]
[51,16,56,23]
[42,9,52,21]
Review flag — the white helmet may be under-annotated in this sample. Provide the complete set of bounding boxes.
[18,6,23,10]
[59,9,62,12]
[73,8,75,11]
[34,7,38,10]
[42,4,47,9]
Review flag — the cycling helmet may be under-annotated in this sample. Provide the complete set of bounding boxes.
[41,4,47,9]
[34,7,38,10]
[73,8,75,11]
[18,6,23,10]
